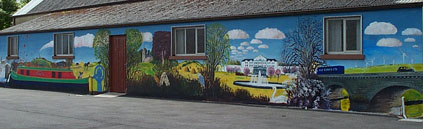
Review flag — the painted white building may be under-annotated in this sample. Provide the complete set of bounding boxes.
[241,55,278,69]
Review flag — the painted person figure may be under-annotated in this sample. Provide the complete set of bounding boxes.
[159,72,170,87]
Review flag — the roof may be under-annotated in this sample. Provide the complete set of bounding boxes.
[13,0,128,17]
[2,0,423,35]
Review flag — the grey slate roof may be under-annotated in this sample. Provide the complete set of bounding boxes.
[17,0,128,16]
[2,0,423,34]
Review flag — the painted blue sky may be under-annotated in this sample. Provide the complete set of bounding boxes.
[0,8,421,70]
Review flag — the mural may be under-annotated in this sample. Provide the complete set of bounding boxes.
[1,8,422,118]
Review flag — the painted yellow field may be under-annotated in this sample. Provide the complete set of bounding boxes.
[215,72,290,98]
[71,62,98,78]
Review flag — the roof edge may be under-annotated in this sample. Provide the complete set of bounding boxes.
[2,2,423,35]
[12,0,148,18]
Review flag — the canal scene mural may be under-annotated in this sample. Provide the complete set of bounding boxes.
[0,31,106,94]
[0,8,422,118]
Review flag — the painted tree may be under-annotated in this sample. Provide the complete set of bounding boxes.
[243,67,250,76]
[93,29,111,89]
[0,0,18,30]
[282,17,329,108]
[125,29,143,79]
[275,69,281,81]
[203,23,231,97]
[267,67,275,77]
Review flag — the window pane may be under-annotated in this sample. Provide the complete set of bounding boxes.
[12,38,18,55]
[63,34,69,55]
[175,29,185,54]
[69,34,74,54]
[56,34,63,55]
[186,28,196,54]
[346,19,360,51]
[197,28,205,53]
[327,20,343,52]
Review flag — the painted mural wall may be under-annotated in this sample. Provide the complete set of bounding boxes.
[0,8,422,118]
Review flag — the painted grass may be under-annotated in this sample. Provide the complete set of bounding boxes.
[402,89,423,118]
[345,64,423,74]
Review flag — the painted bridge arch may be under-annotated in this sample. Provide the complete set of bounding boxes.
[319,72,423,112]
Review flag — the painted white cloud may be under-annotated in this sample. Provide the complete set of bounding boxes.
[231,49,238,53]
[230,46,236,50]
[241,42,249,46]
[250,39,263,44]
[238,46,245,50]
[227,29,249,39]
[253,49,259,53]
[242,50,248,54]
[402,28,422,35]
[258,44,269,49]
[74,33,95,48]
[142,32,153,42]
[376,38,402,47]
[365,22,397,35]
[246,46,254,50]
[255,28,285,39]
[413,45,419,48]
[404,38,416,42]
[40,40,54,52]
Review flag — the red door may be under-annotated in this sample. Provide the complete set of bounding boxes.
[109,35,127,93]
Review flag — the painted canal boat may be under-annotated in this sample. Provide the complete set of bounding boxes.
[9,66,89,87]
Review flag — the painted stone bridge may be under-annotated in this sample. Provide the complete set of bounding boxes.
[318,72,423,111]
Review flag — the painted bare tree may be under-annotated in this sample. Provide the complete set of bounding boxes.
[203,23,231,98]
[282,17,324,79]
[283,17,329,108]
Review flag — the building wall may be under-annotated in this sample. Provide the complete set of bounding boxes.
[1,8,422,117]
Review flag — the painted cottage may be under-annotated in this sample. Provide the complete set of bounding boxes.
[1,0,423,118]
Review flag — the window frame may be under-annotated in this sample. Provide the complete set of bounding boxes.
[53,32,75,59]
[7,36,19,59]
[324,15,363,55]
[171,25,206,58]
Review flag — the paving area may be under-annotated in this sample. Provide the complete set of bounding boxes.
[0,88,421,129]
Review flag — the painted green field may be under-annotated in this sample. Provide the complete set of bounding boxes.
[345,64,423,74]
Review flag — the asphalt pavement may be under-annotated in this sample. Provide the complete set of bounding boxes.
[0,88,421,129]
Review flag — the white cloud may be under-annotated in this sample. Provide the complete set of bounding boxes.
[246,46,254,50]
[404,38,416,42]
[230,46,236,50]
[255,28,285,39]
[241,42,249,46]
[251,39,263,44]
[365,22,397,35]
[40,40,54,52]
[253,49,259,53]
[402,28,422,35]
[238,46,245,50]
[227,29,249,39]
[231,49,238,53]
[413,45,419,48]
[242,50,248,54]
[258,44,269,49]
[74,33,95,48]
[376,38,402,47]
[142,32,153,42]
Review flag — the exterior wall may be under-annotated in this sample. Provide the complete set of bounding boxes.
[1,8,423,117]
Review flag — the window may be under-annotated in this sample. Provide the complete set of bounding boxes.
[325,16,362,54]
[54,33,74,58]
[172,25,205,57]
[7,36,18,58]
